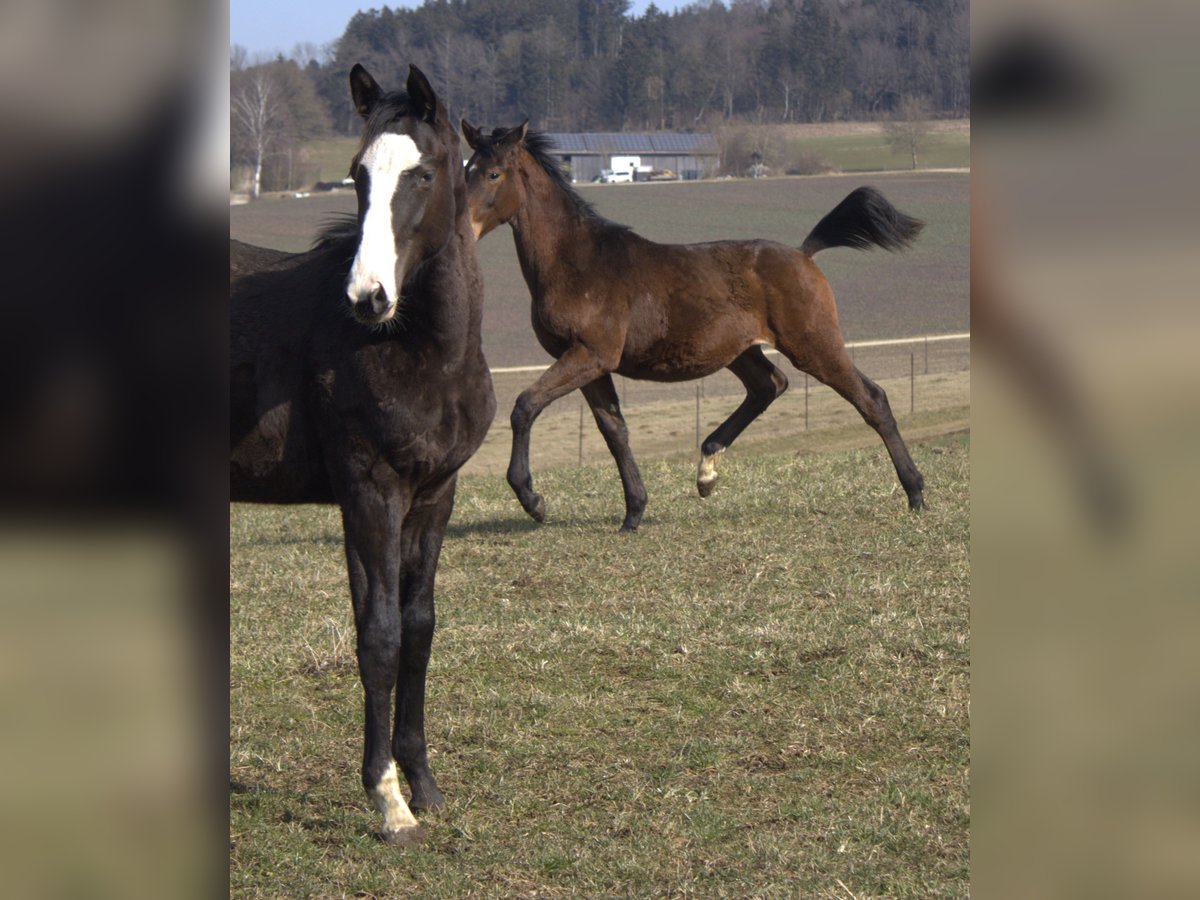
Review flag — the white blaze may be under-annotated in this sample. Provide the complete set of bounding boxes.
[369,760,419,834]
[347,133,422,306]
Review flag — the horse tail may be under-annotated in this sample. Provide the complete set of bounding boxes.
[800,186,924,256]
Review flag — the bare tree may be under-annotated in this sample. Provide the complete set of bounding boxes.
[884,95,933,169]
[231,68,283,199]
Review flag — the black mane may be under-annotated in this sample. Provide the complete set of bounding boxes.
[520,130,631,236]
[313,213,359,256]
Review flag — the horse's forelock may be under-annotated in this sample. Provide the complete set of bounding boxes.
[353,91,425,172]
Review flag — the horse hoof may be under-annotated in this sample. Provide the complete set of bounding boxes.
[380,824,426,848]
[908,493,925,511]
[619,521,639,533]
[697,477,719,499]
[409,786,445,813]
[527,495,546,522]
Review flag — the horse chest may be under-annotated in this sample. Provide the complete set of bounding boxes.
[315,351,492,476]
[530,289,601,352]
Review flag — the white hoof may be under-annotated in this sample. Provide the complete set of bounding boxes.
[697,448,725,497]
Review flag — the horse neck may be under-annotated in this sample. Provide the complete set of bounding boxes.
[509,156,595,276]
[417,222,486,344]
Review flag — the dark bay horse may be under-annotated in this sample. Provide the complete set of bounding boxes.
[462,121,925,532]
[231,65,495,845]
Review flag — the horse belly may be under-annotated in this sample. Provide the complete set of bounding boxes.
[618,306,760,382]
[615,352,725,383]
[231,368,332,503]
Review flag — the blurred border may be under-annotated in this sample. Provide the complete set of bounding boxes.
[973,1,1200,894]
[0,1,229,896]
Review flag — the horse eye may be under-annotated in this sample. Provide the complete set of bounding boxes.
[487,171,501,182]
[421,171,434,183]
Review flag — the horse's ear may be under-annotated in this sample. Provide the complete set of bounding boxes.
[499,119,530,149]
[407,64,439,124]
[462,119,481,150]
[349,64,382,119]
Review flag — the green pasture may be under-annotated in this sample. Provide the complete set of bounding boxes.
[294,129,969,189]
[231,436,969,897]
[303,136,360,184]
[798,132,970,173]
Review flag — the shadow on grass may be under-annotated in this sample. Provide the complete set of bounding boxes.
[241,532,342,548]
[448,511,649,537]
[445,515,545,539]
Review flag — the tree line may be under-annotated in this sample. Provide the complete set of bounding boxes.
[232,0,967,193]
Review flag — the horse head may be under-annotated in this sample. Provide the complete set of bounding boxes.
[461,118,529,240]
[344,64,461,325]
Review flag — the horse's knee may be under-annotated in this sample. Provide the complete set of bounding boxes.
[357,633,400,685]
[401,601,435,639]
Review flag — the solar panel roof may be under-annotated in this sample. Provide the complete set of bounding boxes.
[544,132,717,155]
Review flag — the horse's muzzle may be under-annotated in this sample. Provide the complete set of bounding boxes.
[349,282,396,323]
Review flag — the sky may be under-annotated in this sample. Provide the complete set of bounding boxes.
[231,0,692,61]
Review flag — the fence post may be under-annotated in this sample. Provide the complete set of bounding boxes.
[910,351,915,414]
[924,336,929,375]
[695,382,701,448]
[579,400,584,465]
[804,373,809,431]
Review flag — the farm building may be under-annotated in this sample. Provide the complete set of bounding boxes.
[542,132,719,183]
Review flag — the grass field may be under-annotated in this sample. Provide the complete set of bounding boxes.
[231,142,970,895]
[797,132,969,173]
[231,435,969,897]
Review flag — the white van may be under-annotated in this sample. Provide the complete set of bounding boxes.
[595,168,634,184]
[594,155,646,184]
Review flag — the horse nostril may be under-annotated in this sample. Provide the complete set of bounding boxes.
[347,279,394,319]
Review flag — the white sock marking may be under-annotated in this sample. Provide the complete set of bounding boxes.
[370,760,419,833]
[698,448,725,485]
[348,133,422,307]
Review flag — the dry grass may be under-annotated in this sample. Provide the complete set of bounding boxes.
[231,434,969,897]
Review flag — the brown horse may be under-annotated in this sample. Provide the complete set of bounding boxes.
[463,121,926,532]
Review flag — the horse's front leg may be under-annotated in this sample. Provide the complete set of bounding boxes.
[341,485,424,846]
[508,343,610,522]
[392,475,458,812]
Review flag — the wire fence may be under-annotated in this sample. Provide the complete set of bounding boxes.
[464,333,969,475]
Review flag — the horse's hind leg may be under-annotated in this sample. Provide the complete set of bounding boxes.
[697,346,789,497]
[782,342,925,509]
[853,369,925,509]
[581,375,647,532]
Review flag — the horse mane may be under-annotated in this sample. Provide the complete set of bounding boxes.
[521,130,631,236]
[312,213,359,257]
